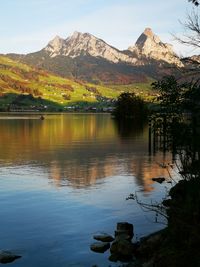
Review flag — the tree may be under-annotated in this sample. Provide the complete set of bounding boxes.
[152,75,200,113]
[175,11,200,49]
[152,76,183,112]
[112,92,147,120]
[188,0,199,6]
[182,79,200,112]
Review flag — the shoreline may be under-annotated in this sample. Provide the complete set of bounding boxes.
[0,111,112,115]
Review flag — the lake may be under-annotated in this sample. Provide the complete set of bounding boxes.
[0,113,172,267]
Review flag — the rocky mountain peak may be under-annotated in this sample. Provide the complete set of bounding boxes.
[45,35,66,57]
[69,31,92,41]
[135,27,161,47]
[44,31,137,64]
[43,28,183,67]
[135,28,164,49]
[70,31,81,38]
[128,28,183,66]
[66,31,99,49]
[143,28,154,38]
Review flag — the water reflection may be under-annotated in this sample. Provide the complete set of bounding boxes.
[0,114,170,191]
[114,117,146,139]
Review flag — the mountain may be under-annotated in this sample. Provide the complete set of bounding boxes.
[7,28,185,84]
[45,31,137,64]
[0,55,119,111]
[44,28,182,67]
[128,28,182,67]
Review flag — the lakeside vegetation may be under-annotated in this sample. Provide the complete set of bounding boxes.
[123,74,200,267]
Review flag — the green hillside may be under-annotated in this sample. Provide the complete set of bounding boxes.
[108,80,158,102]
[0,55,157,112]
[0,55,120,111]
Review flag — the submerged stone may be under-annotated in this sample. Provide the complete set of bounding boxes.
[115,222,134,240]
[93,233,114,242]
[110,239,134,261]
[152,177,165,184]
[115,233,132,241]
[0,250,21,264]
[90,242,110,253]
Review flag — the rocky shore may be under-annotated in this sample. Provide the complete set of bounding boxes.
[90,221,166,267]
[90,177,200,267]
[0,250,21,264]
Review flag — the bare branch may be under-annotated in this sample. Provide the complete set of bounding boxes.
[188,0,199,6]
[174,11,200,49]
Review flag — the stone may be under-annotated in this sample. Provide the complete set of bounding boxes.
[115,233,132,241]
[115,222,134,240]
[109,253,118,262]
[117,222,134,232]
[93,233,114,242]
[90,242,110,253]
[137,231,164,258]
[0,250,21,264]
[110,239,134,261]
[152,177,165,184]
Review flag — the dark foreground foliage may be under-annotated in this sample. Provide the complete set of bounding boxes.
[130,76,200,267]
[112,92,148,120]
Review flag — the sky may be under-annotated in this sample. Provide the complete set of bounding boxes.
[0,0,199,56]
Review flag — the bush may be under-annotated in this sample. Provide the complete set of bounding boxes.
[113,92,148,120]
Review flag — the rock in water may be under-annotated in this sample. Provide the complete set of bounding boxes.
[0,250,21,264]
[110,239,134,261]
[93,233,114,242]
[152,177,165,184]
[115,222,134,241]
[109,222,135,262]
[90,242,110,253]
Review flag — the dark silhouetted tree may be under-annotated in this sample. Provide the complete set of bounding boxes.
[152,75,200,113]
[113,92,147,120]
[175,11,200,49]
[189,0,199,6]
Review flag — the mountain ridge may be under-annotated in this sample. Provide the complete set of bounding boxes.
[44,31,138,64]
[128,28,182,66]
[43,28,182,66]
[7,27,195,85]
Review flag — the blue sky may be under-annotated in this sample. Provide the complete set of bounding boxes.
[0,0,199,56]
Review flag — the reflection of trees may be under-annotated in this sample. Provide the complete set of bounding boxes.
[0,114,173,191]
[0,114,116,158]
[114,117,147,139]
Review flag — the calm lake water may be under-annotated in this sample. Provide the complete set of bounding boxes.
[0,113,172,267]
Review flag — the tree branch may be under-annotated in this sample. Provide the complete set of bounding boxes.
[189,0,199,6]
[173,11,200,49]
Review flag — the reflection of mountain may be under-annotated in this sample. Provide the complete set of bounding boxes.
[128,155,172,192]
[0,114,171,191]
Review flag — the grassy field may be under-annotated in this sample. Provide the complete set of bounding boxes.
[0,55,156,111]
[108,79,158,102]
